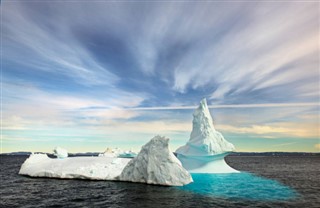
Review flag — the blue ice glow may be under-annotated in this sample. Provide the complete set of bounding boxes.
[179,173,298,201]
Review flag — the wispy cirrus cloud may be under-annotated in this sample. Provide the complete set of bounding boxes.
[3,2,118,86]
[217,123,319,139]
[2,80,145,131]
[272,142,298,147]
[126,102,320,110]
[169,2,319,104]
[3,1,318,106]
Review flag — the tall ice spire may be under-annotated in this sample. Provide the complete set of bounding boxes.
[176,98,235,156]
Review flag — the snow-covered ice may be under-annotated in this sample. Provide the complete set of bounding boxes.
[119,136,192,186]
[53,147,68,159]
[19,137,192,186]
[19,153,131,180]
[175,98,239,173]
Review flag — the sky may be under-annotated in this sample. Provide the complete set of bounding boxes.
[2,1,319,153]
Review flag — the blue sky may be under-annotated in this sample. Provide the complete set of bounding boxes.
[2,1,319,153]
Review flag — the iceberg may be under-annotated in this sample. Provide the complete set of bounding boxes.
[119,136,192,186]
[19,137,192,186]
[98,147,120,157]
[98,148,137,158]
[175,98,239,173]
[118,150,138,158]
[53,146,68,159]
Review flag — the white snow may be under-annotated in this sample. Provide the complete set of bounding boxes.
[119,136,193,186]
[175,98,239,173]
[19,153,131,180]
[53,147,68,159]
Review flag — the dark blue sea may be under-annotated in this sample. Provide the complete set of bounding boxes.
[1,155,319,207]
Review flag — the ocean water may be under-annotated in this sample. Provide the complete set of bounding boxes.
[1,155,319,208]
[180,173,297,201]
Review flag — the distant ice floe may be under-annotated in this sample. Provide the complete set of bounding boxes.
[53,147,68,159]
[98,148,137,158]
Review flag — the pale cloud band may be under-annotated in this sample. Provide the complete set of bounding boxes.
[127,102,320,110]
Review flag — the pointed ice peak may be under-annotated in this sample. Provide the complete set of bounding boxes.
[196,98,209,111]
[176,98,235,156]
[193,98,215,131]
[199,98,207,108]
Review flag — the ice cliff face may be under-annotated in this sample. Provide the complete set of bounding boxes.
[176,98,235,156]
[119,136,193,186]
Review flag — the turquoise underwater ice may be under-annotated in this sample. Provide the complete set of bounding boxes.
[179,172,298,201]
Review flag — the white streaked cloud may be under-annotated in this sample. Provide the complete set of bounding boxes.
[217,123,319,138]
[166,2,319,102]
[78,108,140,120]
[272,142,298,147]
[3,1,318,103]
[95,120,191,135]
[3,1,118,86]
[2,81,145,130]
[2,135,55,142]
[126,102,319,110]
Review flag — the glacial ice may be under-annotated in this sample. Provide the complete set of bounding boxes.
[175,98,239,173]
[118,150,137,158]
[119,136,192,186]
[19,137,192,186]
[53,146,68,159]
[98,148,137,158]
[19,153,131,180]
[98,147,120,157]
